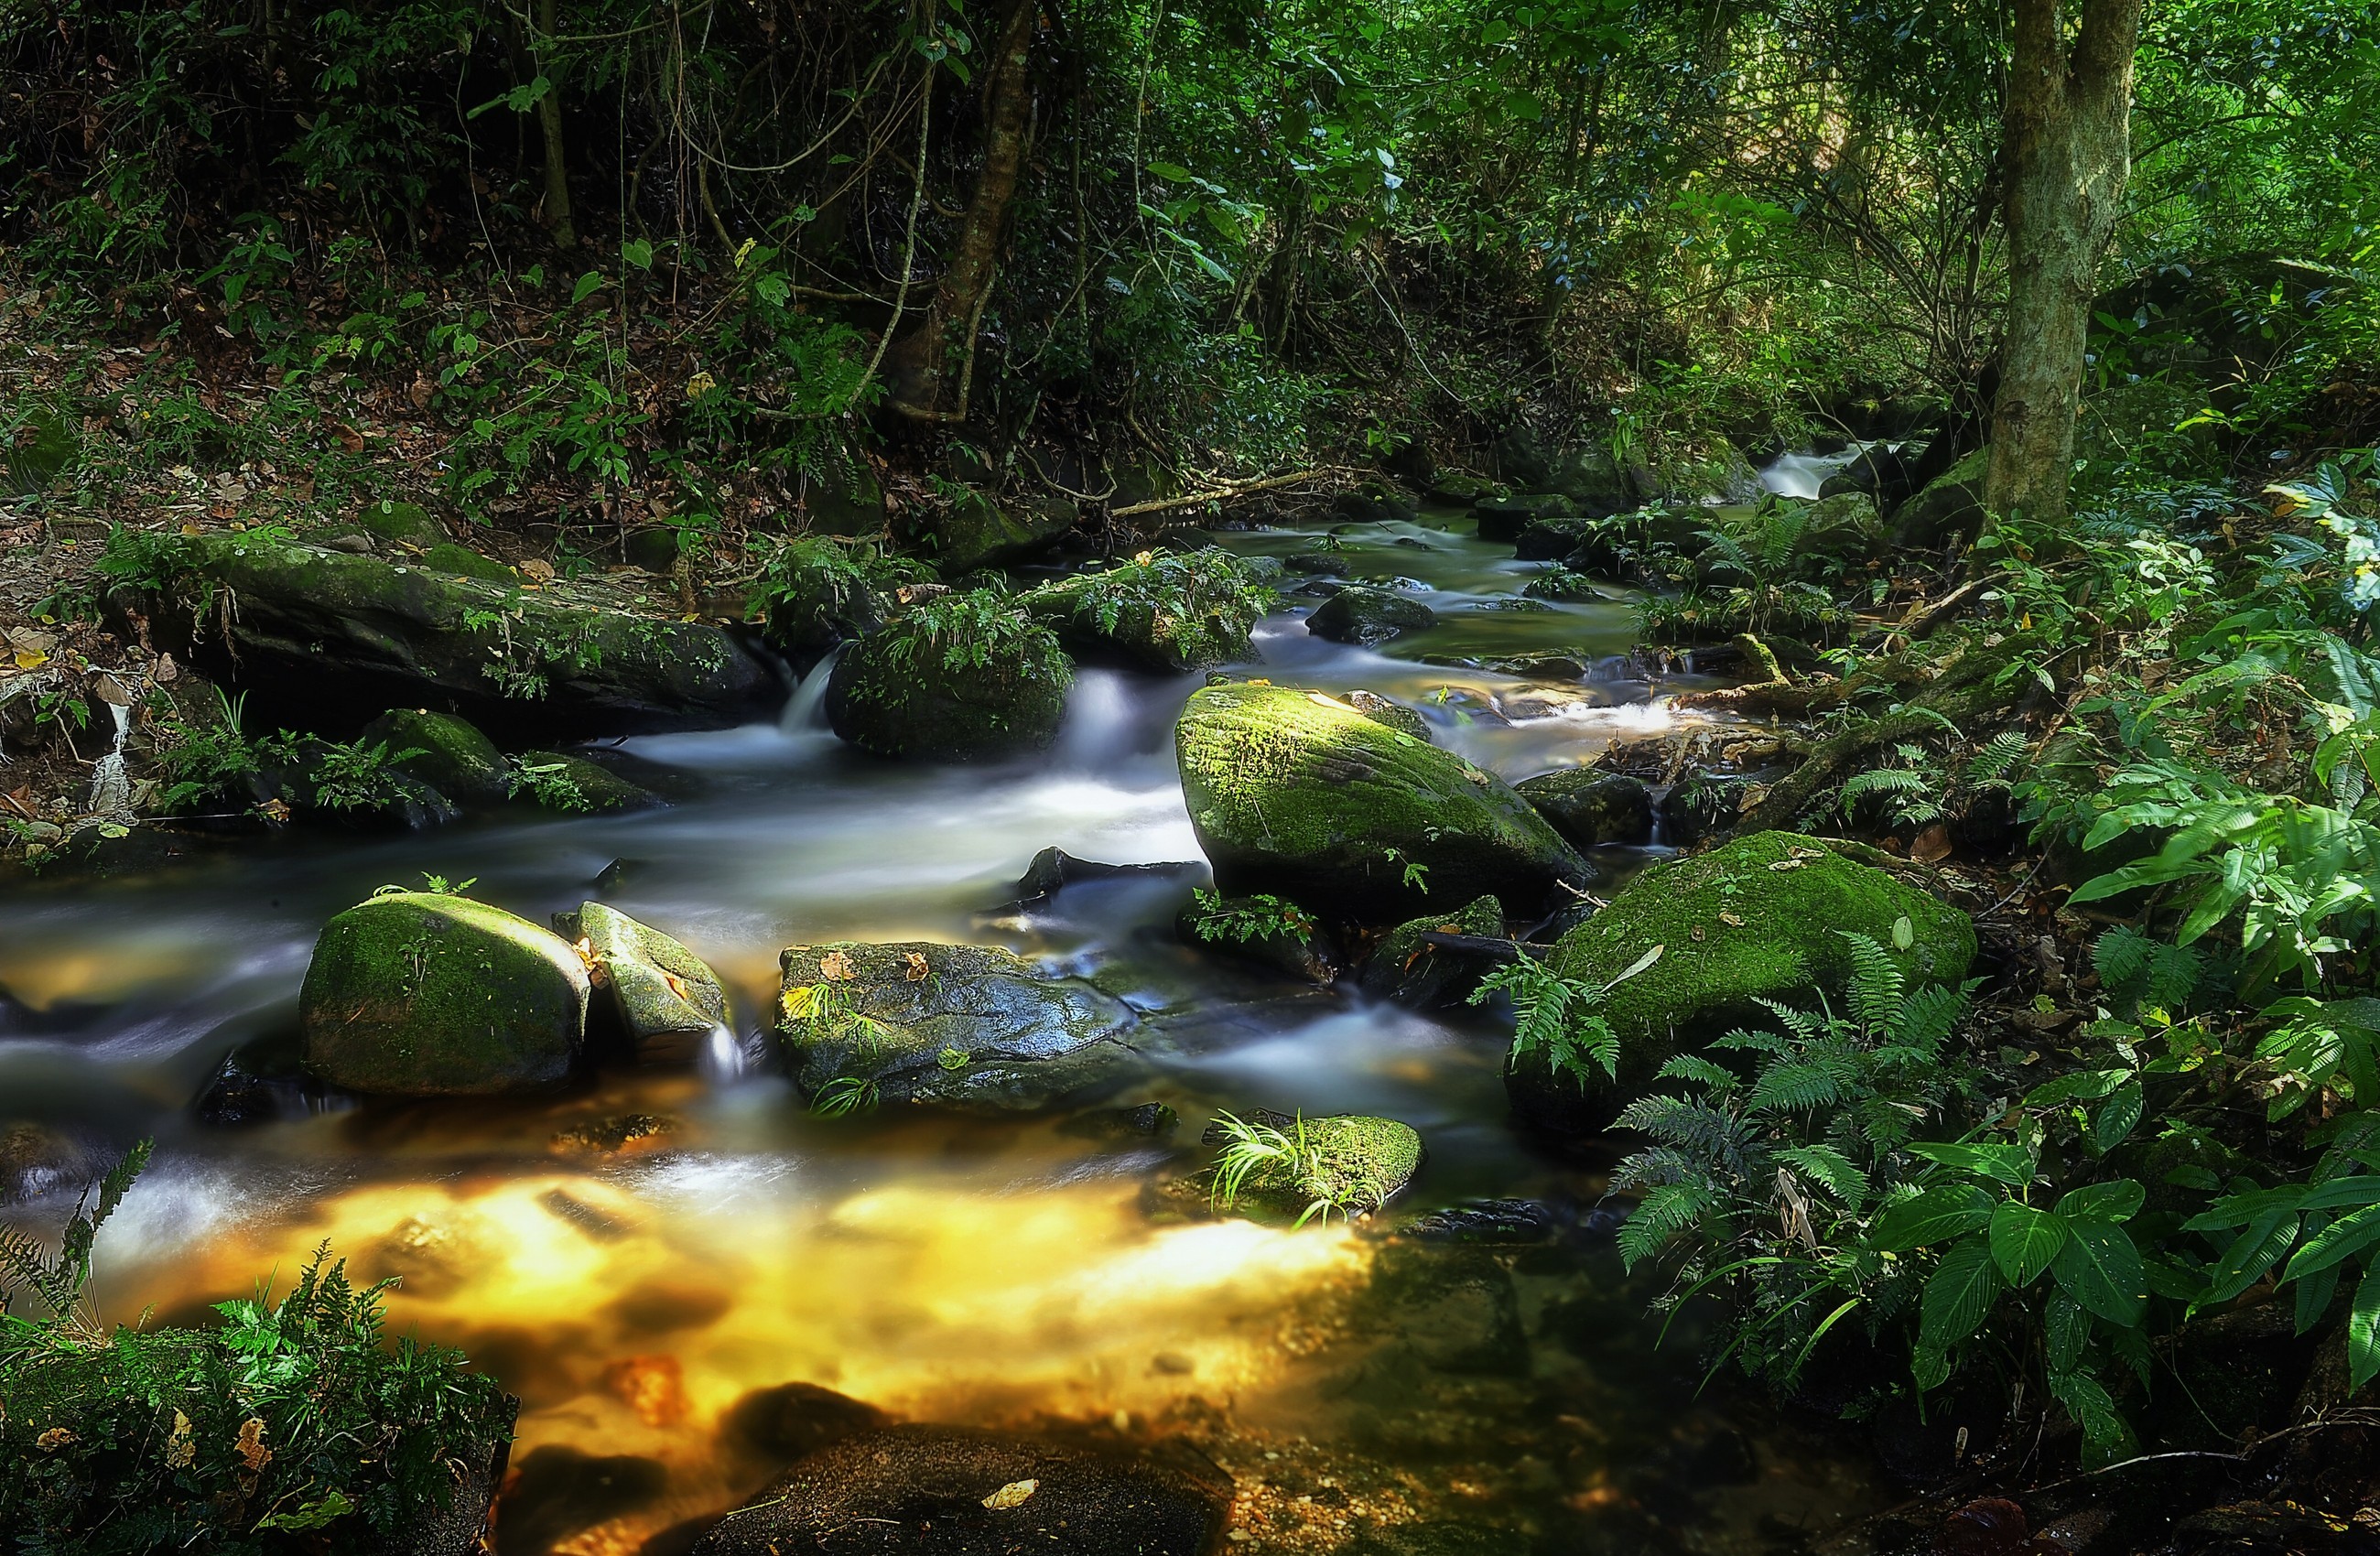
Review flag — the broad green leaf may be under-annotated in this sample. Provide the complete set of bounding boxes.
[2051,1221,2147,1326]
[622,238,654,271]
[2093,1080,2145,1151]
[2299,1175,2380,1212]
[1919,1237,2005,1350]
[2049,1369,2134,1467]
[571,271,605,305]
[1480,18,1511,44]
[1147,162,1195,183]
[1908,1140,2034,1187]
[2203,1206,2298,1302]
[1868,1185,1994,1251]
[2282,1203,2380,1280]
[2057,1179,2145,1224]
[2295,1262,2341,1335]
[2045,1291,2088,1373]
[2351,1262,2380,1392]
[1892,914,1914,950]
[2025,1069,2128,1108]
[1989,1202,2068,1286]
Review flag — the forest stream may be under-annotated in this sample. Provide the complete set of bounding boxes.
[0,469,1901,1555]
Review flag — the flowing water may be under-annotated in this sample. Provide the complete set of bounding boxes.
[0,503,1887,1553]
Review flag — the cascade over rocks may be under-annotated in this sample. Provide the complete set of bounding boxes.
[1506,832,1975,1134]
[775,940,1141,1109]
[1174,682,1595,920]
[692,1425,1228,1556]
[299,891,590,1096]
[119,532,779,737]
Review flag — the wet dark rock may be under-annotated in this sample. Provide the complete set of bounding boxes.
[1392,1199,1556,1245]
[495,1444,669,1556]
[299,891,590,1097]
[1427,474,1494,505]
[905,491,1076,576]
[1284,551,1353,577]
[2147,1302,2316,1453]
[547,1113,677,1156]
[775,941,1141,1111]
[1057,1102,1180,1140]
[0,1121,116,1205]
[1174,681,1595,920]
[1797,489,1889,562]
[1657,767,1769,847]
[516,750,665,813]
[1358,893,1506,1006]
[719,1382,892,1472]
[1473,492,1573,543]
[1010,847,1199,910]
[1817,441,1914,505]
[1868,1375,2007,1490]
[827,605,1072,763]
[363,708,510,805]
[556,902,729,1064]
[1334,487,1419,525]
[1345,689,1433,743]
[1176,893,1337,984]
[690,1425,1228,1556]
[1894,446,1987,550]
[1515,769,1653,849]
[1306,587,1437,647]
[196,1051,335,1128]
[2164,1502,2359,1556]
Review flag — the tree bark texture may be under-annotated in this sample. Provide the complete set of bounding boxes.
[1985,0,2142,526]
[535,0,577,249]
[888,0,1039,418]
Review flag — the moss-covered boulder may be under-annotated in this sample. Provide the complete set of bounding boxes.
[1306,586,1438,647]
[354,499,449,549]
[424,542,515,584]
[299,892,590,1096]
[775,941,1140,1110]
[1204,1110,1424,1223]
[126,532,777,736]
[826,593,1073,762]
[1020,547,1272,672]
[1473,493,1573,544]
[1358,893,1505,1006]
[1799,490,1888,560]
[908,490,1076,576]
[560,902,728,1064]
[1514,769,1653,849]
[1346,689,1433,743]
[514,751,662,812]
[1508,832,1975,1133]
[1893,447,1987,549]
[362,709,509,805]
[1175,682,1594,919]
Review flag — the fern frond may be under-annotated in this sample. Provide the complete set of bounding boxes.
[1893,982,1965,1054]
[1777,1144,1871,1206]
[1617,1181,1717,1269]
[1655,1054,1742,1093]
[1967,729,2030,784]
[1840,933,1906,1032]
[1746,1055,1855,1114]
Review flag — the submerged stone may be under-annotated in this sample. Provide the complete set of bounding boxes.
[1305,586,1437,646]
[775,941,1140,1111]
[299,891,590,1096]
[1174,682,1594,920]
[561,902,729,1064]
[1514,769,1654,849]
[1507,832,1975,1133]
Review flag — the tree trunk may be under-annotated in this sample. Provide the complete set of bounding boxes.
[1985,0,2143,526]
[887,0,1039,419]
[534,0,577,250]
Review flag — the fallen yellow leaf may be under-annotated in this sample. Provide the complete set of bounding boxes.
[982,1479,1038,1511]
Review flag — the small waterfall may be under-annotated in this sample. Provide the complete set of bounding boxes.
[699,1023,747,1082]
[85,699,135,819]
[780,644,844,732]
[1055,669,1136,771]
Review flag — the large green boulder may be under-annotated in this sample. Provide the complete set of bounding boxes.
[124,532,775,735]
[362,709,509,805]
[775,941,1140,1111]
[826,594,1072,762]
[560,902,729,1064]
[1893,447,1987,549]
[1507,832,1975,1133]
[906,490,1076,576]
[1174,682,1595,920]
[1020,547,1271,672]
[299,892,590,1096]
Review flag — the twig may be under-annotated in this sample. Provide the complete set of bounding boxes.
[1109,469,1341,519]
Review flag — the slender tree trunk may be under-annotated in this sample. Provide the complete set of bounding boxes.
[535,0,577,249]
[887,0,1039,419]
[1985,0,2143,526]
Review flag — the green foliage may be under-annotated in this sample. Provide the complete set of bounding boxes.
[304,737,426,813]
[884,590,1069,684]
[1206,1111,1388,1228]
[0,1145,514,1553]
[505,756,593,813]
[1029,546,1275,669]
[1188,888,1317,946]
[1466,945,1657,1086]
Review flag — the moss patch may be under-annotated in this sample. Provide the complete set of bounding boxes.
[299,891,590,1095]
[1174,682,1591,920]
[1359,893,1504,1006]
[515,751,661,813]
[1020,546,1272,672]
[1214,1111,1426,1222]
[362,708,508,805]
[566,901,728,1062]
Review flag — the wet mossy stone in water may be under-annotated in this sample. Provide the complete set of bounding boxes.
[1305,585,1437,647]
[1358,893,1505,1007]
[825,601,1071,762]
[1507,832,1975,1133]
[1174,682,1594,920]
[299,891,590,1096]
[560,901,728,1064]
[517,751,662,812]
[775,941,1139,1111]
[424,541,515,584]
[354,499,447,549]
[1205,1110,1424,1223]
[362,708,508,805]
[1346,688,1433,743]
[1019,547,1271,673]
[1514,769,1654,849]
[692,1424,1226,1556]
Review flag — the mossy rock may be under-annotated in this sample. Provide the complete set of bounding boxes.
[1175,895,1336,984]
[5,408,79,494]
[1514,769,1653,849]
[1893,447,1987,549]
[825,603,1072,762]
[1019,547,1271,672]
[1427,473,1495,505]
[561,901,728,1064]
[1206,1110,1424,1223]
[299,891,590,1096]
[362,709,508,805]
[424,542,515,584]
[1508,832,1975,1133]
[774,941,1140,1111]
[354,499,448,549]
[515,751,661,813]
[1798,489,1888,563]
[137,533,775,736]
[1346,689,1433,743]
[910,490,1076,576]
[1305,586,1437,647]
[1174,682,1593,920]
[1358,893,1505,1007]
